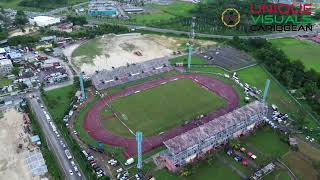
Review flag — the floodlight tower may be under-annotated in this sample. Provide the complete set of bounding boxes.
[80,72,86,101]
[263,79,270,103]
[187,17,196,70]
[136,131,143,175]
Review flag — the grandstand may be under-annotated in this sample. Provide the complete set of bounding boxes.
[160,101,268,171]
[92,58,172,90]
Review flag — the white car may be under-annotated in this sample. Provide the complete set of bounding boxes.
[74,166,78,172]
[69,170,73,175]
[306,136,310,140]
[70,160,75,166]
[116,168,123,173]
[77,172,81,177]
[310,138,315,142]
[73,130,78,135]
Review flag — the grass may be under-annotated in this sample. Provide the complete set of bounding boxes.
[241,128,289,158]
[103,71,180,95]
[0,0,87,11]
[190,66,227,74]
[219,151,254,176]
[283,151,319,180]
[103,78,226,137]
[236,65,317,128]
[296,138,320,161]
[270,38,320,72]
[0,0,24,9]
[74,96,100,146]
[153,156,240,180]
[262,169,291,180]
[169,55,208,66]
[42,85,98,179]
[72,38,103,66]
[0,77,12,88]
[42,85,76,122]
[130,2,196,24]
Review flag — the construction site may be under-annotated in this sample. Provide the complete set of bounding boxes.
[69,33,216,76]
[0,109,47,180]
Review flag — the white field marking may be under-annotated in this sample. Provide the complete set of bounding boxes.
[131,72,140,76]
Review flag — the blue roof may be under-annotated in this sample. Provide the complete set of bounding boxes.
[8,52,22,59]
[31,135,40,142]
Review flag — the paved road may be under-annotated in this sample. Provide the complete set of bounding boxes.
[28,93,85,180]
[89,20,320,40]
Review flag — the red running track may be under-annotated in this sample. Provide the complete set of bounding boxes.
[83,74,239,157]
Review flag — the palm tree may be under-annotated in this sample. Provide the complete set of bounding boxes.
[230,139,241,150]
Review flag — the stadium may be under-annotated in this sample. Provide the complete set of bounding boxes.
[83,73,240,157]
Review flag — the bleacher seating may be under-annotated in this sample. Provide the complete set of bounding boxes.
[92,58,173,90]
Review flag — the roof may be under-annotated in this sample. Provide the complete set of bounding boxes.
[40,36,56,42]
[0,59,12,66]
[33,16,60,22]
[163,101,267,154]
[31,135,40,142]
[8,52,22,59]
[0,48,5,54]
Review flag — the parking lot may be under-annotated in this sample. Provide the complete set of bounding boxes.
[197,47,256,71]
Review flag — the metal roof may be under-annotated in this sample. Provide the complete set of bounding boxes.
[163,101,267,154]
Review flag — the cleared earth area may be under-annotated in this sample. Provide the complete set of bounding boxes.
[71,33,216,75]
[71,33,173,76]
[0,109,39,180]
[102,78,226,137]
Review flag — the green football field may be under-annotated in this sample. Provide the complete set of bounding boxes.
[270,38,320,72]
[102,78,226,137]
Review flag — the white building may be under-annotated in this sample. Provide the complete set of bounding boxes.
[0,59,13,76]
[29,16,61,27]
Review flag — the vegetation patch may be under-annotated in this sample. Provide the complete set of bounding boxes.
[237,65,317,128]
[270,38,320,72]
[72,38,103,66]
[241,128,289,158]
[283,151,319,180]
[169,55,208,66]
[0,77,12,88]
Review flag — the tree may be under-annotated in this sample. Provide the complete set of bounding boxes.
[230,139,241,150]
[8,35,40,46]
[14,10,28,26]
[11,66,20,76]
[0,27,8,40]
[180,166,192,177]
[67,15,87,25]
[292,108,307,129]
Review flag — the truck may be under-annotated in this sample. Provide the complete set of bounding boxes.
[124,158,134,166]
[65,149,72,159]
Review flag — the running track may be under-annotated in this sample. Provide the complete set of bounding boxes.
[83,74,239,157]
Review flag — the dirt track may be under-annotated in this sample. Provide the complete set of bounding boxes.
[83,74,239,157]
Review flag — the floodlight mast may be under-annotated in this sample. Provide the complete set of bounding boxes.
[187,16,196,70]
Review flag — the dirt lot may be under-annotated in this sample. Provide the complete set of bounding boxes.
[145,34,217,51]
[71,33,173,75]
[0,109,39,180]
